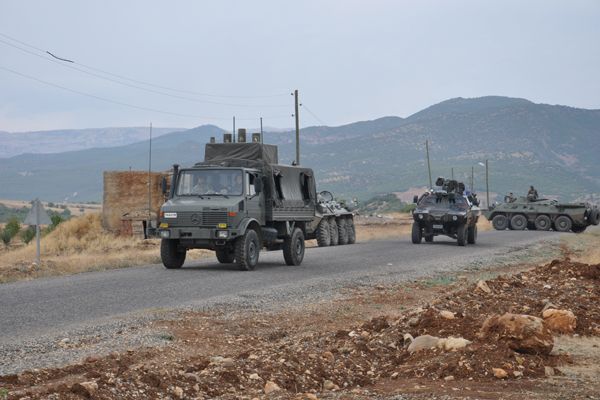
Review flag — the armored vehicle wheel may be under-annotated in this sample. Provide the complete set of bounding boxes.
[467,224,477,244]
[534,215,552,231]
[411,222,422,244]
[491,215,508,230]
[457,223,467,246]
[510,214,527,231]
[329,218,339,246]
[337,218,349,245]
[572,225,587,233]
[316,219,331,247]
[161,239,186,269]
[346,217,356,244]
[235,229,260,271]
[554,215,572,232]
[283,227,305,266]
[424,234,434,243]
[215,247,235,263]
[590,210,600,225]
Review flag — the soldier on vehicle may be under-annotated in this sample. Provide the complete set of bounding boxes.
[527,186,539,201]
[504,192,516,203]
[223,174,243,194]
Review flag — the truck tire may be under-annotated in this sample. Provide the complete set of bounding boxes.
[467,224,477,244]
[329,218,339,246]
[534,215,551,231]
[337,218,349,245]
[510,214,527,231]
[161,239,186,269]
[283,227,305,266]
[215,247,235,263]
[457,223,467,246]
[491,215,508,230]
[316,219,330,247]
[590,210,600,225]
[411,222,422,244]
[235,229,260,271]
[554,215,572,232]
[424,234,434,243]
[346,217,356,244]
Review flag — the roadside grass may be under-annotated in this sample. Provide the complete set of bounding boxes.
[422,275,456,287]
[564,227,600,264]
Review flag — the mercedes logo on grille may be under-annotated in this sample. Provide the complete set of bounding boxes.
[190,213,201,225]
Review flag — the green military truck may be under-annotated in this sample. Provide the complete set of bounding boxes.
[156,135,354,270]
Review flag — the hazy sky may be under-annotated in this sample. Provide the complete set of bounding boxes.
[1,0,599,132]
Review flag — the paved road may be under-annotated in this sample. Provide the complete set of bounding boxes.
[0,230,559,343]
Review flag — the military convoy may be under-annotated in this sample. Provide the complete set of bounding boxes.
[411,177,480,246]
[156,133,355,270]
[484,196,600,233]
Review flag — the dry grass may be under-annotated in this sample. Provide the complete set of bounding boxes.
[565,227,600,264]
[0,214,211,283]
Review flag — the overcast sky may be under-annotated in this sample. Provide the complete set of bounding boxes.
[1,0,598,132]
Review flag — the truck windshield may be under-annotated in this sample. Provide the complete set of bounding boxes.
[176,169,243,196]
[418,194,468,211]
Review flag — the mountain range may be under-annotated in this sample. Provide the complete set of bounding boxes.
[0,96,599,204]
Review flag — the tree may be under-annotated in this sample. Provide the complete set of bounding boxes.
[21,226,36,244]
[1,228,12,248]
[4,217,20,239]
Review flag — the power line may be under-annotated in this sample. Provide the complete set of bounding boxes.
[0,65,290,121]
[302,103,327,126]
[0,38,288,108]
[0,31,290,99]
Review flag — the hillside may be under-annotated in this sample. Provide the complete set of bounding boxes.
[0,127,182,158]
[0,96,599,203]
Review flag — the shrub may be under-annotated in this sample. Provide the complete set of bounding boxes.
[4,218,20,238]
[1,229,12,247]
[21,227,36,244]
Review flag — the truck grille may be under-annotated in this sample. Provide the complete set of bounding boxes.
[170,211,228,227]
[202,211,228,226]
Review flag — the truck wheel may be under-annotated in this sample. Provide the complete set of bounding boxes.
[510,214,527,231]
[329,218,339,246]
[316,219,330,247]
[554,215,572,232]
[337,218,349,245]
[424,234,434,243]
[534,215,551,231]
[161,239,186,269]
[283,227,305,266]
[215,247,235,263]
[457,224,467,246]
[235,229,260,271]
[590,210,600,225]
[491,215,508,230]
[346,217,356,244]
[467,224,477,244]
[411,222,422,244]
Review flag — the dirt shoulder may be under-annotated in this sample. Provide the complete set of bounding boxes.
[2,230,599,399]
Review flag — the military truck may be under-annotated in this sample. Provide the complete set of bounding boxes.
[483,196,600,233]
[411,178,480,246]
[156,134,354,270]
[312,190,356,247]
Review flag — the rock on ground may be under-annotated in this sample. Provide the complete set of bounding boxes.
[479,313,554,355]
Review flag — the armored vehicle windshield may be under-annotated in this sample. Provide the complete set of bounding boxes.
[176,168,244,196]
[418,194,469,211]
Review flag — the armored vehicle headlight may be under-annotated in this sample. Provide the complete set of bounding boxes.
[160,230,170,238]
[217,230,229,239]
[418,214,424,219]
[452,215,458,221]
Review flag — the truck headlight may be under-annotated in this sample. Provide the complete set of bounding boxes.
[452,215,458,221]
[418,214,424,219]
[217,230,229,239]
[160,230,170,238]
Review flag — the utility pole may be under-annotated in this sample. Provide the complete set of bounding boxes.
[294,89,300,165]
[451,167,454,180]
[148,122,152,237]
[485,159,490,210]
[232,116,236,143]
[471,165,474,192]
[425,140,433,188]
[260,117,263,144]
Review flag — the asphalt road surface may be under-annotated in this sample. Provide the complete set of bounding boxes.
[0,230,559,344]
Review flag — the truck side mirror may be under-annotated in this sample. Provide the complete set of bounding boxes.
[161,177,168,195]
[413,195,419,204]
[254,177,263,194]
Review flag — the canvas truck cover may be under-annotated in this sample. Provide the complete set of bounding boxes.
[204,143,278,164]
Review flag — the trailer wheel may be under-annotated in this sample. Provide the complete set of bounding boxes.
[316,219,331,247]
[235,229,260,271]
[554,215,572,232]
[346,217,356,244]
[329,218,339,246]
[467,224,477,244]
[283,227,305,266]
[215,247,235,263]
[491,215,508,230]
[161,239,186,269]
[411,222,422,244]
[337,218,349,245]
[457,223,468,246]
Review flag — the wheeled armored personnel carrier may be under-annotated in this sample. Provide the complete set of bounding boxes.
[411,178,480,246]
[155,133,355,271]
[311,190,356,247]
[483,196,600,233]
